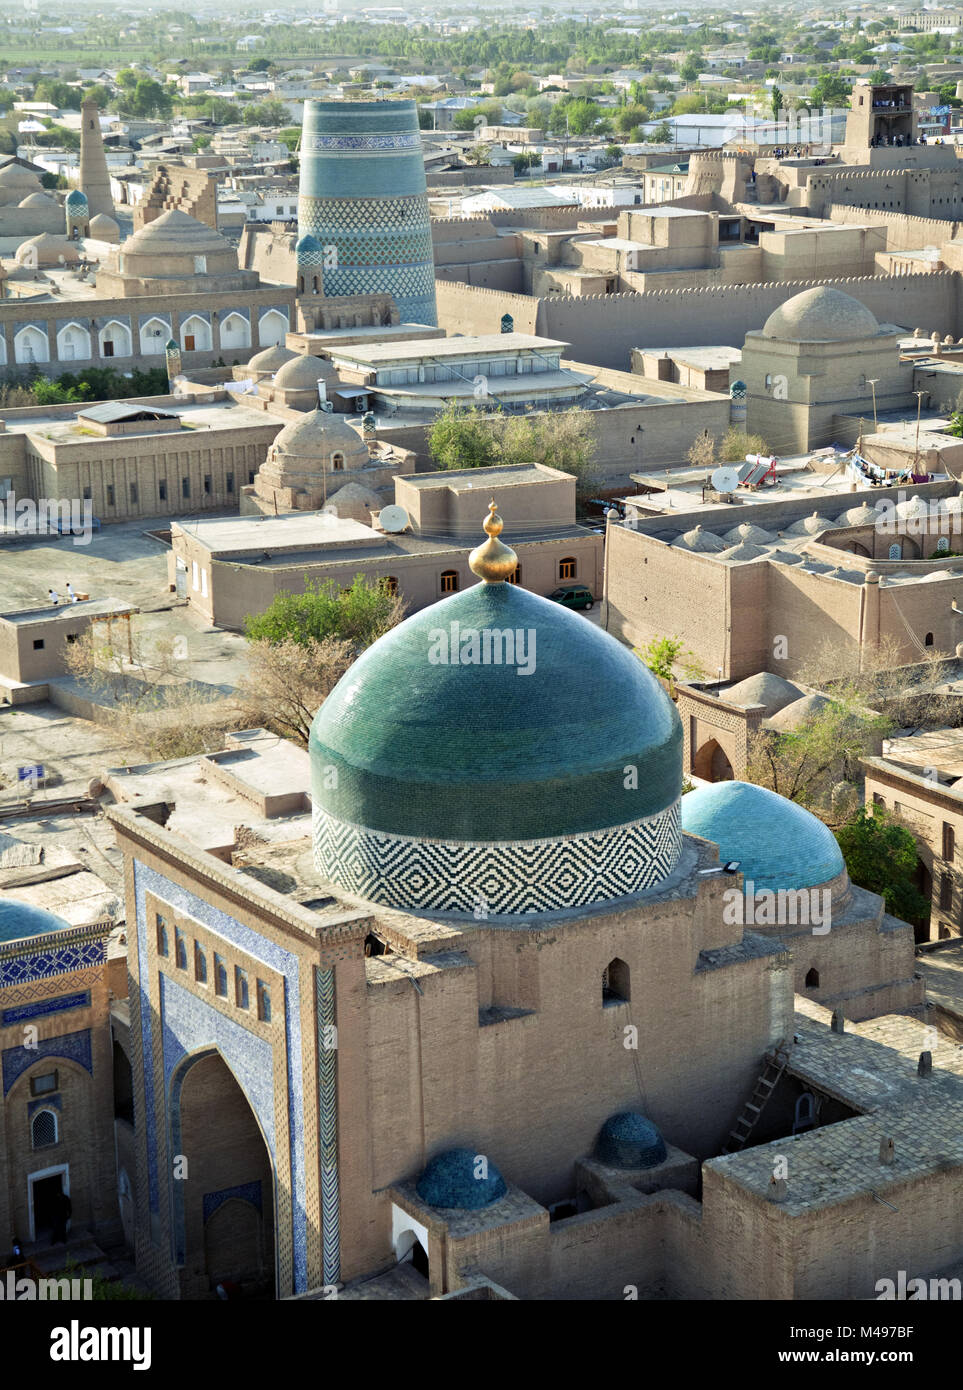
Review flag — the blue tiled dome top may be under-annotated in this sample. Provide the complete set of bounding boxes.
[0,898,69,945]
[309,581,682,844]
[416,1148,508,1210]
[65,189,88,207]
[596,1113,667,1169]
[295,233,322,255]
[681,780,845,894]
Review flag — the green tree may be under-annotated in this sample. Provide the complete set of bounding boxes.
[614,102,650,136]
[638,635,706,690]
[649,119,673,143]
[746,697,892,814]
[810,73,851,107]
[771,85,784,121]
[428,403,600,501]
[33,80,80,111]
[679,55,701,84]
[835,806,930,924]
[428,403,499,471]
[720,427,769,462]
[244,575,404,650]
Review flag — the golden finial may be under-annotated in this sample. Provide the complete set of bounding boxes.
[469,498,518,583]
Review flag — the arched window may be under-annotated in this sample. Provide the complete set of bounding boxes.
[156,914,169,957]
[331,452,344,472]
[602,957,630,1006]
[195,942,208,983]
[925,632,934,647]
[175,927,188,970]
[31,1109,58,1149]
[559,557,577,581]
[805,967,820,988]
[440,570,459,594]
[382,576,399,596]
[506,564,521,585]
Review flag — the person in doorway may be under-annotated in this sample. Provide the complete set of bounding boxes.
[50,1189,72,1245]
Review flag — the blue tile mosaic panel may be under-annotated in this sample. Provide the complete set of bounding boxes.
[2,1027,92,1095]
[2,991,90,1026]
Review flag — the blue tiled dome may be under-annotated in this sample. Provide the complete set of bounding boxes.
[416,1148,508,1210]
[310,581,682,843]
[0,898,69,945]
[65,189,88,208]
[295,233,322,255]
[681,780,845,894]
[596,1113,667,1169]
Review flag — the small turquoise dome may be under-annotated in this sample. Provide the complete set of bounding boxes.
[310,582,682,843]
[295,233,322,255]
[65,189,88,208]
[596,1113,667,1169]
[0,898,69,945]
[681,780,845,894]
[416,1148,508,1210]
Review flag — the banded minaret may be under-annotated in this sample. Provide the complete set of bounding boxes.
[79,99,115,220]
[297,99,437,326]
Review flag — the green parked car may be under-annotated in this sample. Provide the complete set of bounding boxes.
[548,584,594,611]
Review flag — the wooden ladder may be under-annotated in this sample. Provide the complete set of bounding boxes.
[723,1042,791,1155]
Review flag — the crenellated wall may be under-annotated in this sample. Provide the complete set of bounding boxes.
[437,272,958,370]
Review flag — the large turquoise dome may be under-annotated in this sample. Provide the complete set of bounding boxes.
[0,898,69,944]
[310,578,683,917]
[681,781,845,894]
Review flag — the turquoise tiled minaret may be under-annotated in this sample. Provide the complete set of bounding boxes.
[297,99,437,326]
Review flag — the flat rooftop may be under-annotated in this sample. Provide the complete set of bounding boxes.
[297,322,439,345]
[3,396,279,444]
[1,597,136,625]
[707,998,963,1215]
[402,464,560,492]
[639,345,742,370]
[331,333,569,364]
[173,512,376,556]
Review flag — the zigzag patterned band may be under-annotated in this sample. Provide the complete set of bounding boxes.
[313,803,682,917]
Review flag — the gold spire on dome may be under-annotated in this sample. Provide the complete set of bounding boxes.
[469,499,518,583]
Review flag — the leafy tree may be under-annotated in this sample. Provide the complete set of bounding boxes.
[428,404,600,501]
[746,696,892,814]
[428,403,500,470]
[83,84,113,111]
[810,73,851,108]
[639,635,705,684]
[513,150,540,174]
[453,101,502,130]
[679,56,701,84]
[33,80,80,111]
[562,97,609,135]
[720,428,769,462]
[771,85,784,121]
[614,102,650,136]
[242,99,289,126]
[244,575,404,650]
[835,806,930,924]
[649,120,673,143]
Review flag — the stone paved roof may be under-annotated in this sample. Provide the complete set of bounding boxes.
[706,1000,963,1215]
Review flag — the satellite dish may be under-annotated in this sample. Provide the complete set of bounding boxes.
[378,504,410,534]
[711,466,740,494]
